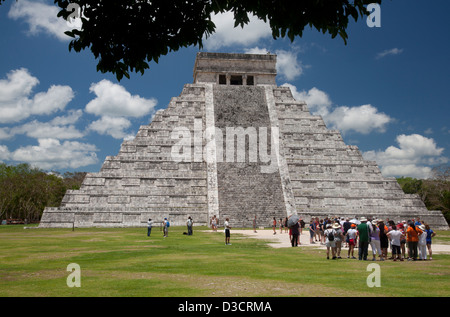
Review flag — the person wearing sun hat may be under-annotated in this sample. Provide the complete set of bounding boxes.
[332,222,344,259]
[357,217,371,261]
[370,219,381,261]
[324,223,336,259]
[418,224,428,260]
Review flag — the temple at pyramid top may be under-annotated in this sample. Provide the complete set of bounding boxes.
[193,52,277,85]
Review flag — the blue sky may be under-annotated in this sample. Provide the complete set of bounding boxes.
[0,0,449,179]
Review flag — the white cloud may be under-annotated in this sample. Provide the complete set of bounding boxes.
[11,121,84,140]
[88,116,133,140]
[1,110,84,141]
[31,85,74,115]
[0,68,74,123]
[245,48,303,81]
[283,84,392,134]
[363,134,448,179]
[204,12,272,50]
[11,138,99,170]
[243,47,269,55]
[376,48,404,60]
[85,80,157,118]
[325,104,392,134]
[0,145,11,161]
[8,0,74,41]
[283,85,332,117]
[0,67,39,102]
[275,50,303,81]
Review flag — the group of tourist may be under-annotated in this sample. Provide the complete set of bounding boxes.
[308,216,436,261]
[146,216,194,238]
[147,215,437,258]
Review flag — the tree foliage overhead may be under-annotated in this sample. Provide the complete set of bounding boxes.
[50,0,381,81]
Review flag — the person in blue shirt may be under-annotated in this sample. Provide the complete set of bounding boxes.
[425,224,436,260]
[415,217,422,226]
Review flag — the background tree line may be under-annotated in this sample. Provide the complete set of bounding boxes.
[0,163,85,223]
[397,164,450,225]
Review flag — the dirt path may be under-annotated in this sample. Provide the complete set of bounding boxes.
[230,229,450,254]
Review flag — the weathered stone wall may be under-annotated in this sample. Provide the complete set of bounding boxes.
[271,86,448,229]
[213,85,287,227]
[40,84,210,228]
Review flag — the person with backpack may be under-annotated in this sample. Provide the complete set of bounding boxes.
[332,222,344,258]
[357,217,371,261]
[163,217,170,238]
[324,223,336,259]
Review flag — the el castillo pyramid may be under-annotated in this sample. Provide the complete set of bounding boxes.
[40,52,448,229]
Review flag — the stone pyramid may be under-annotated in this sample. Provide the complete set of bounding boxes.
[40,52,448,229]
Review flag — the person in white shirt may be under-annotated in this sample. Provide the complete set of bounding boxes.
[345,224,358,259]
[418,224,428,260]
[224,218,231,245]
[387,225,404,261]
[186,216,193,236]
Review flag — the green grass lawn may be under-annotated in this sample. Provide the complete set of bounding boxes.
[0,224,449,297]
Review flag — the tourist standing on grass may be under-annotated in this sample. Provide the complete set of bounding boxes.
[224,218,231,245]
[186,216,193,236]
[406,220,423,261]
[357,217,371,261]
[280,218,284,234]
[397,222,407,260]
[163,217,169,238]
[318,219,325,245]
[425,224,436,260]
[290,217,300,247]
[324,224,336,259]
[147,218,153,237]
[378,221,389,261]
[211,215,218,232]
[345,223,358,259]
[309,220,316,244]
[343,218,351,248]
[370,220,381,261]
[332,222,343,258]
[418,224,428,260]
[387,225,404,261]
